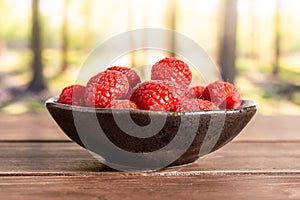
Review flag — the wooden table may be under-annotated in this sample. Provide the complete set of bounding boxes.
[1,113,300,200]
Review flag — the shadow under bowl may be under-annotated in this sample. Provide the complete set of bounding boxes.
[46,98,256,171]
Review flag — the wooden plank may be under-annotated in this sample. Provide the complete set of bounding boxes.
[235,114,300,141]
[0,142,299,173]
[1,113,300,141]
[0,174,299,200]
[0,113,69,141]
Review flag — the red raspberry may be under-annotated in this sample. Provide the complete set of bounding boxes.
[130,80,181,112]
[57,85,85,106]
[186,85,205,98]
[162,81,186,98]
[174,98,217,112]
[151,57,192,87]
[105,100,139,110]
[84,70,129,108]
[202,81,242,109]
[107,66,141,90]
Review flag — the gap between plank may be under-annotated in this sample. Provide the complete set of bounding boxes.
[0,140,300,143]
[0,140,72,143]
[1,170,300,177]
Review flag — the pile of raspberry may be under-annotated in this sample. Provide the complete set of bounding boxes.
[57,57,242,112]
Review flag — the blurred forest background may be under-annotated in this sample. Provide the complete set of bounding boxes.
[0,0,300,115]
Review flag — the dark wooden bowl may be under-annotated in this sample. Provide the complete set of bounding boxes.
[46,98,256,171]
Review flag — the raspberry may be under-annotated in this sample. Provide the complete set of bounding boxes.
[130,80,181,112]
[57,85,85,106]
[84,70,129,108]
[105,100,139,110]
[151,57,192,87]
[107,66,141,90]
[186,85,205,98]
[202,81,242,109]
[163,81,186,98]
[174,98,217,112]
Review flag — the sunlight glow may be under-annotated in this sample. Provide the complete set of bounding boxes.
[238,0,275,17]
[5,0,31,20]
[40,0,64,28]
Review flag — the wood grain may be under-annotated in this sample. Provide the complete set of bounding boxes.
[0,113,68,141]
[1,113,300,141]
[235,114,300,141]
[0,142,299,173]
[1,113,300,199]
[0,174,299,200]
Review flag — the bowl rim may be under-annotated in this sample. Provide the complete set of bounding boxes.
[45,97,257,116]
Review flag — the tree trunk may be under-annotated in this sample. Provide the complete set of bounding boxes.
[249,0,256,59]
[83,0,92,51]
[218,0,238,84]
[169,0,176,57]
[61,0,69,72]
[165,0,177,57]
[273,0,281,77]
[127,1,136,67]
[27,0,47,93]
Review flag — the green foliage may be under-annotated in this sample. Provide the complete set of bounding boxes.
[3,26,29,47]
[1,0,300,114]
